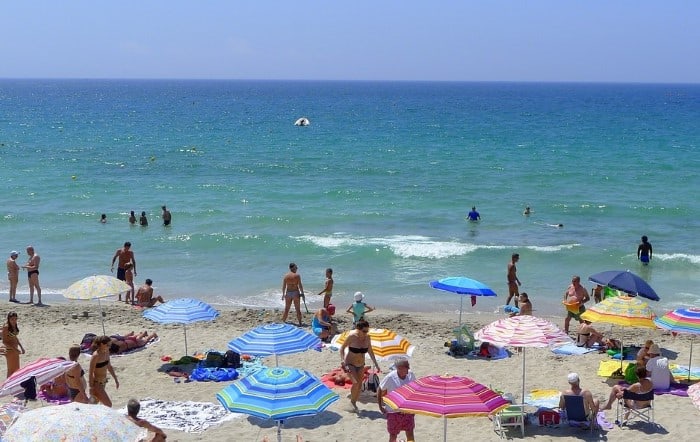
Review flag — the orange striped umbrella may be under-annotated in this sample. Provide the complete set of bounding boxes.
[331,328,415,361]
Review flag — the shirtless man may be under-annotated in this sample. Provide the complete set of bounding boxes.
[506,253,521,307]
[563,275,590,334]
[126,399,167,442]
[6,251,20,303]
[637,235,652,265]
[111,242,136,284]
[281,262,304,326]
[22,246,41,305]
[135,279,165,307]
[161,206,172,226]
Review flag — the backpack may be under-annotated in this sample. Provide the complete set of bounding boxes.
[203,351,225,368]
[224,350,241,368]
[538,409,561,427]
[365,372,380,393]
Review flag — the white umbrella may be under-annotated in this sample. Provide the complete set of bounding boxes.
[62,275,131,334]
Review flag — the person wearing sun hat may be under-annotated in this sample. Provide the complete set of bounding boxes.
[558,372,599,416]
[645,343,673,389]
[346,291,375,326]
[6,251,20,303]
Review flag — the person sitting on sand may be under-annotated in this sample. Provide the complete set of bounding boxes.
[576,320,606,348]
[515,293,532,315]
[636,339,655,365]
[109,331,158,354]
[65,345,88,403]
[601,365,653,410]
[558,372,599,416]
[347,291,374,326]
[135,279,165,307]
[311,308,334,342]
[646,343,673,390]
[39,357,69,400]
[127,399,167,442]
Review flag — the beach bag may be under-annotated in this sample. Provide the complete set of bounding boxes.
[365,372,380,393]
[537,408,560,427]
[190,366,238,382]
[203,351,225,368]
[20,376,37,401]
[224,350,241,368]
[624,363,639,384]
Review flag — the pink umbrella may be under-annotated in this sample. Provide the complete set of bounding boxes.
[474,315,572,405]
[383,375,509,442]
[0,358,76,398]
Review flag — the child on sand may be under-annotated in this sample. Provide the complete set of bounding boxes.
[347,292,374,326]
[316,268,334,308]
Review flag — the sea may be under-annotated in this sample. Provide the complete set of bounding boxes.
[1,79,698,318]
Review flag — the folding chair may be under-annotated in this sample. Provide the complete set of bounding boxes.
[493,404,525,439]
[562,395,595,431]
[616,389,654,427]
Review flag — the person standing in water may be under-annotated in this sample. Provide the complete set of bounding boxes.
[467,206,481,221]
[637,235,652,265]
[161,205,172,226]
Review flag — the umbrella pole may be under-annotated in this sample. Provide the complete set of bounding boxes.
[98,298,106,335]
[689,340,694,382]
[275,354,279,367]
[183,324,188,356]
[443,415,447,442]
[277,420,282,442]
[521,349,526,405]
[459,296,463,328]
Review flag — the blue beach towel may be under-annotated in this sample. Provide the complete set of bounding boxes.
[551,343,598,356]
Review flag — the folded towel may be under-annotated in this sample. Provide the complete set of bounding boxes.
[551,343,597,356]
[597,360,632,377]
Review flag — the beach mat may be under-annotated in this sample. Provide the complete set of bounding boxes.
[551,343,598,356]
[468,346,509,360]
[597,360,632,377]
[671,364,700,382]
[118,398,241,433]
[321,367,369,390]
[524,389,560,409]
[617,380,689,397]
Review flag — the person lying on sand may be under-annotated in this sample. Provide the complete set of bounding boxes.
[109,331,158,354]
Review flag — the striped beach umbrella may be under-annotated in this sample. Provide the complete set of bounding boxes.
[654,307,700,381]
[143,298,219,355]
[383,375,509,442]
[63,275,132,334]
[0,358,76,398]
[227,323,321,366]
[475,315,572,405]
[330,328,415,361]
[429,277,497,326]
[216,366,338,442]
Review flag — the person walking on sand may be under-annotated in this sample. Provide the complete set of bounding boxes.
[139,211,148,226]
[506,253,521,307]
[340,319,381,412]
[66,345,88,403]
[563,275,590,334]
[135,279,165,308]
[6,251,20,303]
[316,268,334,308]
[467,206,481,221]
[161,205,172,226]
[127,399,167,442]
[281,263,304,326]
[378,357,416,442]
[89,336,119,407]
[2,312,25,378]
[111,241,136,286]
[21,245,41,305]
[637,235,652,265]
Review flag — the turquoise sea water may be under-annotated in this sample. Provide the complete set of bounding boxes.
[0,80,698,317]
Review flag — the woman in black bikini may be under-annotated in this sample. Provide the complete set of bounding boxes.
[89,336,119,407]
[2,312,25,378]
[66,345,88,403]
[339,319,380,411]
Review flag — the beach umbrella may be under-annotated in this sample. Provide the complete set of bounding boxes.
[429,277,497,326]
[580,295,657,371]
[330,328,415,361]
[0,357,76,398]
[383,375,510,442]
[689,383,700,412]
[4,403,144,441]
[216,366,338,442]
[143,298,219,355]
[62,274,132,334]
[654,307,700,381]
[588,270,660,301]
[475,315,572,405]
[228,323,321,367]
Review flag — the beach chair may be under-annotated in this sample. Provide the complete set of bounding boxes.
[561,395,595,431]
[493,404,525,439]
[449,324,475,356]
[616,389,654,427]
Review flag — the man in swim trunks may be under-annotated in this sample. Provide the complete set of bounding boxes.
[637,235,652,265]
[315,268,334,308]
[378,357,416,442]
[22,246,42,305]
[506,253,521,307]
[135,279,165,308]
[563,275,590,334]
[161,205,172,226]
[6,251,20,303]
[281,262,304,326]
[467,206,480,221]
[111,241,136,283]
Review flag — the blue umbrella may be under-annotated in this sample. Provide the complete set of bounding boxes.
[228,323,321,366]
[143,298,219,355]
[217,366,338,442]
[429,277,497,326]
[588,270,660,301]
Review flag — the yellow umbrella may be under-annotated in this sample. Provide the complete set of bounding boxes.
[331,328,415,361]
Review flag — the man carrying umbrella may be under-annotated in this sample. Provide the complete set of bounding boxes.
[378,358,416,442]
[563,276,590,334]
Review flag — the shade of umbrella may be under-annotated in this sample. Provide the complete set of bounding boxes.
[654,307,700,381]
[0,357,76,398]
[580,295,657,371]
[330,328,415,361]
[475,315,572,405]
[383,375,510,442]
[62,274,132,334]
[429,277,497,326]
[143,298,219,355]
[4,403,144,441]
[588,270,660,301]
[689,382,700,411]
[228,323,321,366]
[217,366,338,442]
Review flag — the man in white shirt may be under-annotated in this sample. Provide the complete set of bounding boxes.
[645,344,673,390]
[378,358,416,442]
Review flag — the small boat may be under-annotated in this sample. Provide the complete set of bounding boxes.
[294,117,310,126]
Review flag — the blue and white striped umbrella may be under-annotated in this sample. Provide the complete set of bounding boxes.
[228,323,321,366]
[217,366,338,442]
[143,298,219,355]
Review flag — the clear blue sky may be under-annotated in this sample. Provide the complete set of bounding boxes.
[2,1,698,83]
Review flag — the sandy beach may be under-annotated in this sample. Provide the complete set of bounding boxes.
[1,302,697,441]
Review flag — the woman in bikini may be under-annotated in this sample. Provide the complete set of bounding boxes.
[65,345,88,403]
[89,335,119,407]
[108,331,158,354]
[339,319,380,411]
[2,312,25,378]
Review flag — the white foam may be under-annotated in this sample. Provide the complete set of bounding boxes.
[655,253,700,266]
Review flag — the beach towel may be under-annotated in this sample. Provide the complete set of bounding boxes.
[671,364,700,382]
[118,398,241,433]
[597,360,632,378]
[468,346,509,360]
[0,401,25,437]
[321,367,369,390]
[617,380,689,397]
[609,346,637,360]
[551,343,598,356]
[37,389,72,404]
[524,389,561,409]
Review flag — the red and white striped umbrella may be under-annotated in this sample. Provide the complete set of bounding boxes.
[475,316,572,404]
[0,358,76,397]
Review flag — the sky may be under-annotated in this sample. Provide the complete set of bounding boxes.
[1,1,698,83]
